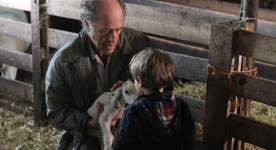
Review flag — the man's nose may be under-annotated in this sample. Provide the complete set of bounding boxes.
[108,30,116,41]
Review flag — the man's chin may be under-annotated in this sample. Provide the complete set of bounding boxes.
[101,49,115,55]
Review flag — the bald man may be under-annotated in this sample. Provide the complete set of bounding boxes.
[45,0,149,149]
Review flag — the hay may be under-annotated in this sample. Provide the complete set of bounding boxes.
[173,81,276,150]
[0,107,62,149]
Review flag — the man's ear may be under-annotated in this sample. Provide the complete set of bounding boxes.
[84,19,90,32]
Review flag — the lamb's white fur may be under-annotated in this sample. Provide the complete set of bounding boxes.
[0,6,30,80]
[87,80,139,150]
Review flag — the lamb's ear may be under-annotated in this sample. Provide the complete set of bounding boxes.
[111,87,122,103]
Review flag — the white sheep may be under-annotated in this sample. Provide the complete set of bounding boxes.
[87,80,139,150]
[0,6,30,80]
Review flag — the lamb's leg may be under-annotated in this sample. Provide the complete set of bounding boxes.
[99,111,114,150]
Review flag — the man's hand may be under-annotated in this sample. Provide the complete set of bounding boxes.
[87,102,103,136]
[110,80,124,92]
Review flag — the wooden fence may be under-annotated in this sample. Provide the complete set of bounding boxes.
[204,21,276,149]
[0,0,275,148]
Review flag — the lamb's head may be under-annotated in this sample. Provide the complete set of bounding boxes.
[111,80,139,108]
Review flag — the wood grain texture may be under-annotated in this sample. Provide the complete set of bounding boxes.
[0,76,33,102]
[228,113,276,150]
[0,47,32,72]
[234,73,276,107]
[236,30,276,65]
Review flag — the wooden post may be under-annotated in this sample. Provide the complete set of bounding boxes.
[31,0,48,125]
[234,0,259,149]
[203,24,235,149]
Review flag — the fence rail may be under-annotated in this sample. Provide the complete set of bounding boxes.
[0,47,33,72]
[0,76,33,102]
[234,73,276,107]
[228,113,276,150]
[204,21,276,150]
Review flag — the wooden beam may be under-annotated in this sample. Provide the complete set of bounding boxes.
[169,52,208,83]
[0,18,31,42]
[208,24,234,72]
[125,0,276,38]
[24,0,274,46]
[0,77,33,102]
[31,0,45,124]
[233,73,276,107]
[0,47,32,72]
[0,0,31,11]
[174,94,205,124]
[46,0,80,20]
[236,29,276,65]
[228,113,276,150]
[155,0,276,23]
[0,98,33,116]
[203,23,235,149]
[149,35,209,58]
[47,28,78,49]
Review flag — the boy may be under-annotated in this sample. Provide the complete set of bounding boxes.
[113,48,196,150]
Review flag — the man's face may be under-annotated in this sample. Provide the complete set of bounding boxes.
[88,4,123,55]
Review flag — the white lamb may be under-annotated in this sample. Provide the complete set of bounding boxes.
[87,80,139,150]
[0,6,30,80]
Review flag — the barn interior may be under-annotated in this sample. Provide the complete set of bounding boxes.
[0,0,276,149]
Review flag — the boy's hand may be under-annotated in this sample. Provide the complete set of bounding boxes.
[110,80,124,92]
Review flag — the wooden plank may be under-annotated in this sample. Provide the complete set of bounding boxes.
[44,0,276,45]
[0,17,31,42]
[46,27,276,84]
[203,66,231,149]
[174,94,205,124]
[0,98,33,116]
[208,24,234,72]
[233,73,276,107]
[31,0,45,124]
[236,30,276,65]
[149,36,209,58]
[0,0,31,11]
[203,23,235,149]
[124,3,215,46]
[47,28,78,49]
[0,47,32,72]
[169,52,208,83]
[46,0,81,20]
[0,76,33,102]
[125,0,276,38]
[228,113,276,150]
[155,0,276,23]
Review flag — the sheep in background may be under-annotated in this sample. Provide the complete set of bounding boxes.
[87,80,139,150]
[0,6,30,80]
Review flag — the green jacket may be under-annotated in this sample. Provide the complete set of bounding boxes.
[45,27,149,149]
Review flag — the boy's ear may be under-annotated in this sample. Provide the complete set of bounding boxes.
[137,76,143,88]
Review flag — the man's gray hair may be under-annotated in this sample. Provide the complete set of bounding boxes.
[80,0,126,31]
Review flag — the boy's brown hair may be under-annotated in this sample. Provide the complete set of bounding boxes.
[129,47,174,92]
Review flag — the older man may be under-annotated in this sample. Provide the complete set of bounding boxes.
[45,0,149,149]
